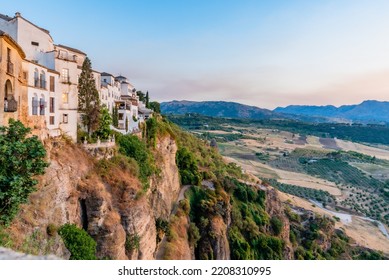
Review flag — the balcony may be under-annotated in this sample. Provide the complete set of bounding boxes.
[61,77,71,84]
[34,78,47,89]
[6,61,14,75]
[118,104,132,111]
[57,53,77,62]
[4,97,17,112]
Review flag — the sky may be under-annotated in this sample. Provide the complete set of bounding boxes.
[2,0,389,109]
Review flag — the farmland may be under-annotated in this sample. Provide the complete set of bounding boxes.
[167,115,389,226]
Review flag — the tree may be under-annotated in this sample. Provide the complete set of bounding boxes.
[58,224,97,260]
[0,119,48,225]
[136,91,145,102]
[112,106,119,128]
[149,101,160,114]
[78,57,100,136]
[145,91,150,108]
[93,106,112,140]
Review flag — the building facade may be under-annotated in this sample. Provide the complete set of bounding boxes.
[0,30,27,127]
[0,12,151,140]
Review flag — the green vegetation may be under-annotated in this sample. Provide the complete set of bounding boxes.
[268,148,389,224]
[166,113,389,145]
[93,106,112,140]
[78,57,101,136]
[112,106,119,127]
[149,101,161,114]
[117,134,156,188]
[268,179,335,205]
[125,233,140,251]
[0,120,48,226]
[58,224,97,260]
[176,147,201,185]
[227,178,285,260]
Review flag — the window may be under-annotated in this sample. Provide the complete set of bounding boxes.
[50,76,55,92]
[63,114,68,124]
[32,96,38,115]
[62,92,69,104]
[34,68,39,87]
[49,116,55,125]
[50,97,55,113]
[40,71,46,89]
[31,41,39,46]
[62,68,69,83]
[39,97,46,115]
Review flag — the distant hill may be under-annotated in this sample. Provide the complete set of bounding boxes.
[274,100,389,123]
[161,100,284,119]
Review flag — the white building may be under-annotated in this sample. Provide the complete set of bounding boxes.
[1,12,151,140]
[25,60,60,137]
[100,72,121,113]
[0,12,88,141]
[54,44,86,140]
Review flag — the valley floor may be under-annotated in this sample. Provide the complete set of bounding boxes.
[197,126,389,255]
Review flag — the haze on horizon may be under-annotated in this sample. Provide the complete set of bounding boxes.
[3,0,389,110]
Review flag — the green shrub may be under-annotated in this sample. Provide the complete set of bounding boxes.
[188,223,200,247]
[93,106,112,140]
[270,216,283,236]
[58,224,96,260]
[118,135,156,188]
[125,233,140,252]
[176,147,201,185]
[0,119,48,226]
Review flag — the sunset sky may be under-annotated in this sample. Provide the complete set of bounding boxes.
[2,0,389,109]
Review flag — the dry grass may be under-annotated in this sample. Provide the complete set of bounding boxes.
[163,209,192,260]
[277,191,389,254]
[336,139,389,160]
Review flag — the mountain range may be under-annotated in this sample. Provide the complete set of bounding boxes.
[274,100,389,123]
[160,100,283,119]
[161,100,389,123]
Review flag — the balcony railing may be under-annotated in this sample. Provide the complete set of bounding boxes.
[57,53,77,62]
[7,61,14,75]
[61,77,70,84]
[34,78,47,89]
[118,105,132,110]
[4,97,17,112]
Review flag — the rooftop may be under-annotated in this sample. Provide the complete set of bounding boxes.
[101,72,114,77]
[56,44,86,56]
[0,13,13,21]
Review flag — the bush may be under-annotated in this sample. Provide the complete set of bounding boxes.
[188,223,200,247]
[93,106,112,140]
[176,147,201,185]
[58,224,96,260]
[125,233,140,252]
[270,216,283,236]
[118,135,156,188]
[0,119,48,225]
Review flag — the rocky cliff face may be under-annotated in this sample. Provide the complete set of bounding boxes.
[265,188,293,259]
[149,136,181,220]
[210,216,230,260]
[7,135,182,260]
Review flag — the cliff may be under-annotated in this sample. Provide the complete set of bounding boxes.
[5,133,181,260]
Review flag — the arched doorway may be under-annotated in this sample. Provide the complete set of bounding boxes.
[4,80,17,112]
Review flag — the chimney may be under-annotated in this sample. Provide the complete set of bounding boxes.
[15,12,21,17]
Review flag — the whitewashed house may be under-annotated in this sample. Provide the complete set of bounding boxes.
[1,12,151,140]
[53,44,87,141]
[100,72,122,113]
